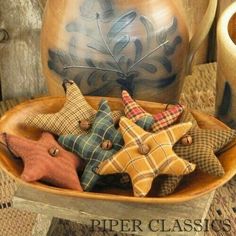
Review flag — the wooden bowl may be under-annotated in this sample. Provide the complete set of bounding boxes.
[0,96,236,204]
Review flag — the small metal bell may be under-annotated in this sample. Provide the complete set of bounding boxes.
[138,144,150,155]
[181,135,193,146]
[48,147,60,157]
[100,140,113,150]
[79,120,91,131]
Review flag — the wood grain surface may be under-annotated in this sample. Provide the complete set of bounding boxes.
[0,0,48,100]
[13,184,215,236]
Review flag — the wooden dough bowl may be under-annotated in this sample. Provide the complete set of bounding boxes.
[0,96,236,204]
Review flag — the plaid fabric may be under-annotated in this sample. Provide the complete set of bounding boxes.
[112,110,124,125]
[122,90,150,122]
[58,99,124,191]
[136,116,155,131]
[97,117,196,197]
[157,110,236,196]
[24,81,122,136]
[0,132,83,190]
[157,175,182,196]
[122,90,184,132]
[152,104,184,132]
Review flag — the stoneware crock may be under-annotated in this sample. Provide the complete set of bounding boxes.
[41,0,217,103]
[216,2,236,129]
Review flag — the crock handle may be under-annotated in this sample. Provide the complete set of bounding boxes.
[185,0,218,75]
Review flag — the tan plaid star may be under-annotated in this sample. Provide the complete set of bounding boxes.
[24,80,122,136]
[97,117,196,197]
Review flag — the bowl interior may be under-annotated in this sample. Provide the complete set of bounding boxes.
[0,96,236,204]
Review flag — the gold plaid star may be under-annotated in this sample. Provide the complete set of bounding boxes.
[96,117,196,197]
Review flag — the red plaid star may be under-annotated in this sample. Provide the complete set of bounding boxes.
[122,90,184,132]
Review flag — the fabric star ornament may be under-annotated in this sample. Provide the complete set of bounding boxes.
[122,90,184,132]
[96,117,196,197]
[24,80,122,136]
[157,110,236,196]
[58,99,124,191]
[0,132,83,190]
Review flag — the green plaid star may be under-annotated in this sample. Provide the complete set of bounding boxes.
[58,99,124,191]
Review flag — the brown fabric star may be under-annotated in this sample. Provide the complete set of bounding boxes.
[0,132,83,191]
[157,110,236,196]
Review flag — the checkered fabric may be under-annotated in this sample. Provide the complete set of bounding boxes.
[58,99,124,191]
[96,117,196,197]
[0,132,83,190]
[152,104,185,132]
[157,110,236,196]
[122,90,151,122]
[136,116,155,131]
[24,81,122,136]
[122,90,184,132]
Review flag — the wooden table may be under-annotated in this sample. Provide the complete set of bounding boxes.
[12,183,215,236]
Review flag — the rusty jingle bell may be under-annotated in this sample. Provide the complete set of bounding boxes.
[101,140,113,150]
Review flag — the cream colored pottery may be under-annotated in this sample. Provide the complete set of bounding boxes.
[216,2,236,128]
